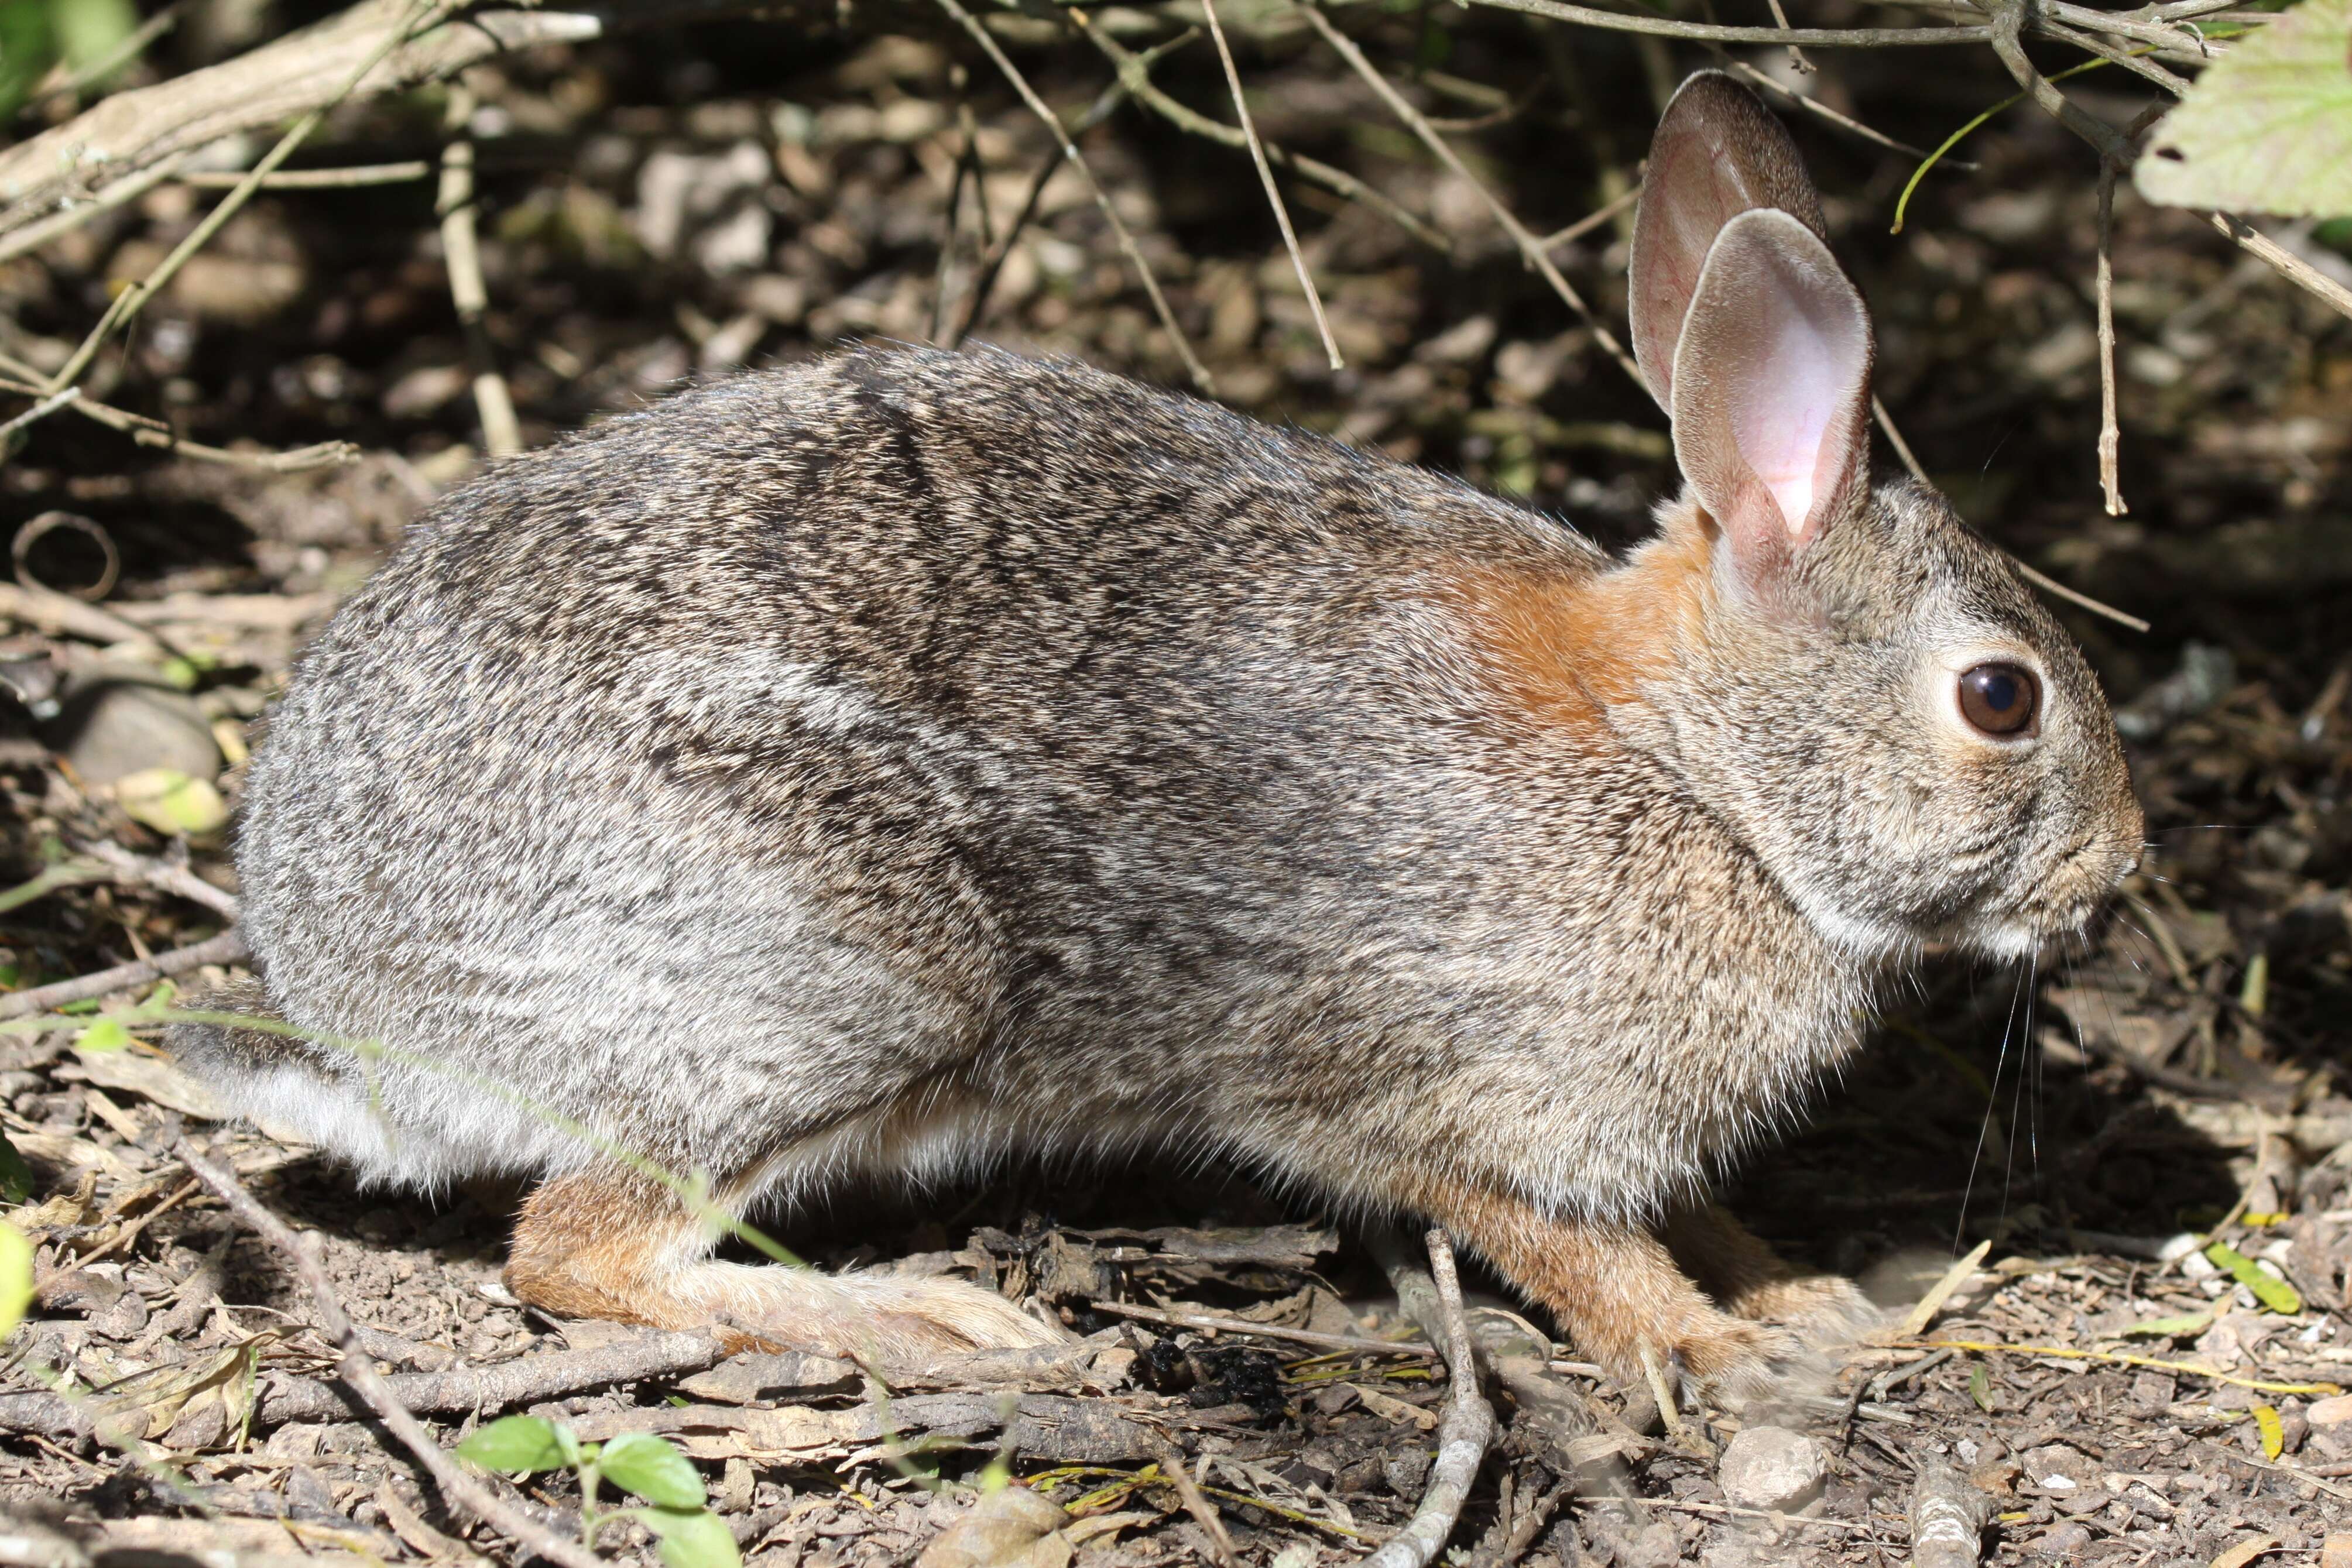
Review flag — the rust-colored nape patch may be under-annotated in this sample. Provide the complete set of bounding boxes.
[1447,505,1716,730]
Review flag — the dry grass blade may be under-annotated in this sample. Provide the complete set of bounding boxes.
[1202,0,1340,370]
[176,1141,612,1568]
[1898,1239,1991,1338]
[1295,0,1640,390]
[934,0,1212,392]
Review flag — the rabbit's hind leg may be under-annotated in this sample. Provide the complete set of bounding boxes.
[1663,1204,1883,1346]
[503,1168,1062,1360]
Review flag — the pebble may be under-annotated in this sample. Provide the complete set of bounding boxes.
[2030,1522,2094,1556]
[1717,1425,1827,1514]
[2309,1394,2352,1429]
[50,663,219,787]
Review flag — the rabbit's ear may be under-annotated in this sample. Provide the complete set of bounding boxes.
[1669,208,1874,575]
[1629,71,1828,414]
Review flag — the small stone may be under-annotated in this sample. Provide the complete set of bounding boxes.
[52,666,220,788]
[2319,1532,2352,1568]
[1617,1522,1682,1568]
[917,1486,1069,1568]
[2307,1392,2352,1429]
[1717,1425,1827,1514]
[1383,1443,1431,1497]
[2029,1522,2093,1557]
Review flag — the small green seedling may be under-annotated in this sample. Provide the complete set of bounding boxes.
[0,1219,32,1339]
[455,1415,740,1568]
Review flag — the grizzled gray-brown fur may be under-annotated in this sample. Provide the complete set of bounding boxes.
[174,73,2141,1395]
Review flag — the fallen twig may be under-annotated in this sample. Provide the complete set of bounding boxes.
[0,929,249,1021]
[1909,1458,1993,1568]
[175,1141,611,1568]
[78,843,242,922]
[257,1330,729,1426]
[1364,1229,1493,1568]
[1089,1298,1436,1360]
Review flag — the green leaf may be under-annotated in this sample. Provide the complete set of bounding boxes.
[1967,1360,1994,1413]
[455,1415,571,1475]
[2252,1402,2285,1460]
[2204,1241,2303,1315]
[114,768,228,837]
[642,1507,741,1568]
[2120,1308,2216,1339]
[599,1432,706,1509]
[0,1131,30,1206]
[0,2,59,122]
[47,0,138,77]
[2135,0,2352,218]
[73,1018,130,1054]
[0,1219,32,1339]
[58,999,99,1015]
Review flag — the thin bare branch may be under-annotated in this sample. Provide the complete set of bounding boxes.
[935,0,1212,392]
[177,160,433,187]
[44,0,461,396]
[177,1142,612,1568]
[0,376,361,472]
[1763,0,1816,73]
[1723,60,1973,166]
[1297,0,1642,389]
[1076,20,1448,254]
[1987,0,2127,163]
[2206,214,2352,324]
[1463,0,1991,46]
[78,842,244,921]
[1538,184,1640,251]
[1202,0,1342,369]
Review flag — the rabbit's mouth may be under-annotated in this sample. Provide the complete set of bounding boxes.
[1966,840,2139,958]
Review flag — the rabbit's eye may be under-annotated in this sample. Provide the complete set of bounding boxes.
[1959,663,2039,737]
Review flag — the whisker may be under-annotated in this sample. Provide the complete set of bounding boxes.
[1959,963,2029,1253]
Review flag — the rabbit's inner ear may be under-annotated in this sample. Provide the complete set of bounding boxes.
[1670,209,1874,565]
[1628,71,1828,414]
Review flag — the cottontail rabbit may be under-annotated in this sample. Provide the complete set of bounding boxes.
[176,73,2141,1402]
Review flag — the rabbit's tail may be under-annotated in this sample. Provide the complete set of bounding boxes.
[169,977,472,1186]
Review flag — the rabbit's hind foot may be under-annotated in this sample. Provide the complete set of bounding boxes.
[503,1170,1062,1362]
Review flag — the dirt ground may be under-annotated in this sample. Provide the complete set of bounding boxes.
[0,8,2348,1566]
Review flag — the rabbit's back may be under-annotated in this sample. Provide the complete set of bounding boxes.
[231,349,1614,1187]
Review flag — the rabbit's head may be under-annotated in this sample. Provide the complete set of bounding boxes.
[1607,73,2141,962]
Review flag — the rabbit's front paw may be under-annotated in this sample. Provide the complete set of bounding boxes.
[1665,1314,1810,1411]
[1727,1274,1885,1350]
